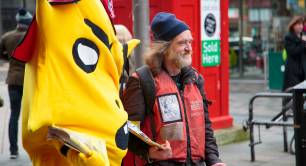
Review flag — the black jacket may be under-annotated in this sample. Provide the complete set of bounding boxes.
[0,25,27,86]
[283,32,306,90]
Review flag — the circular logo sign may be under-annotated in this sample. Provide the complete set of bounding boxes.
[204,13,216,37]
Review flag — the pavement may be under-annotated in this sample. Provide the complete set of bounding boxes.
[221,79,295,166]
[0,62,295,165]
[0,62,31,166]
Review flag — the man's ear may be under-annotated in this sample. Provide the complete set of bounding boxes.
[48,0,80,5]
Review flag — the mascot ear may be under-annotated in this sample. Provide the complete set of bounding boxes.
[125,39,140,58]
[48,0,80,4]
[12,16,36,62]
[101,0,115,19]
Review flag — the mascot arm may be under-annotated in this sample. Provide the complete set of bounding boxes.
[50,138,110,166]
[67,150,110,166]
[12,16,36,62]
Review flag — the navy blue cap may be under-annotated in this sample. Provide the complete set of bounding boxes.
[151,12,190,41]
[15,8,33,25]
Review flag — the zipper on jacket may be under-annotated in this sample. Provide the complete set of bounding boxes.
[180,89,192,166]
[170,73,192,165]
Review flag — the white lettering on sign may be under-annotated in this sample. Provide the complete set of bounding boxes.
[203,55,219,64]
[203,42,218,53]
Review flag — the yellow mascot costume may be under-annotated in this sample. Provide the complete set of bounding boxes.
[12,0,139,165]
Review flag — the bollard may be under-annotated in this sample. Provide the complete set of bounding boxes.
[292,81,306,166]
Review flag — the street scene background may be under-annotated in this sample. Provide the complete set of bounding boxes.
[0,0,305,165]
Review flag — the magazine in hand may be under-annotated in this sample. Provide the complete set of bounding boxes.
[47,125,107,157]
[127,121,164,149]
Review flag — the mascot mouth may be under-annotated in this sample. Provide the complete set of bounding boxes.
[115,122,129,150]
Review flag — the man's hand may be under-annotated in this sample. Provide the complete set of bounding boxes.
[148,140,172,160]
[212,163,226,166]
[302,35,306,42]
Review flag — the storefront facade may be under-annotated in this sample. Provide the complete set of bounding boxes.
[229,0,305,80]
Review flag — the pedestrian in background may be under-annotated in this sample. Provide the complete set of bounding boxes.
[115,24,132,43]
[282,16,306,92]
[0,8,32,159]
[303,16,306,40]
[114,24,137,99]
[115,24,136,75]
[123,12,226,166]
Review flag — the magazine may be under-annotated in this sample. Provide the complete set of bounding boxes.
[127,121,164,149]
[47,122,164,157]
[47,125,107,157]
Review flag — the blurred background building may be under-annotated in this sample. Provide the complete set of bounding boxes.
[0,0,305,87]
[0,0,35,35]
[229,0,305,82]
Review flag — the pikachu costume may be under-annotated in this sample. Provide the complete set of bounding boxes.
[12,0,139,165]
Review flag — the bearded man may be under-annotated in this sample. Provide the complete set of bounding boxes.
[123,12,226,166]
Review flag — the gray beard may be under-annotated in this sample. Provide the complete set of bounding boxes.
[174,54,191,69]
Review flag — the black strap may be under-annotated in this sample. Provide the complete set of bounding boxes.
[122,43,129,76]
[135,65,157,141]
[119,43,129,99]
[60,145,70,157]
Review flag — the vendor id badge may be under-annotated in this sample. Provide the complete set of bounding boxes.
[157,94,182,123]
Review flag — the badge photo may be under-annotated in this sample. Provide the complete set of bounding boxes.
[157,93,182,123]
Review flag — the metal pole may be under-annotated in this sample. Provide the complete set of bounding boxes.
[292,81,306,166]
[0,1,2,35]
[292,90,303,166]
[238,0,244,77]
[23,0,26,8]
[132,0,150,68]
[305,0,306,14]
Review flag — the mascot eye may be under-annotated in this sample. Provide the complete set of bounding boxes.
[73,38,99,73]
[78,43,98,65]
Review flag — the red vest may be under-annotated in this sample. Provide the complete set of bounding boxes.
[140,70,205,163]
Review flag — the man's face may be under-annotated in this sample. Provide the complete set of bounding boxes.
[167,30,193,69]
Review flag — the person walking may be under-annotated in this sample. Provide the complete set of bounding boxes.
[123,12,226,166]
[303,16,306,40]
[282,16,306,91]
[0,8,32,159]
[115,24,137,75]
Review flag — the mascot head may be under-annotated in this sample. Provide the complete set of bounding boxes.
[13,0,139,165]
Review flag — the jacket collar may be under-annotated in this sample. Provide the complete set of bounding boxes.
[161,65,197,85]
[181,66,197,84]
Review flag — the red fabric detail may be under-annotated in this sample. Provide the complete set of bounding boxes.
[101,0,115,19]
[12,16,37,62]
[48,0,77,3]
[122,151,135,166]
[183,84,205,161]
